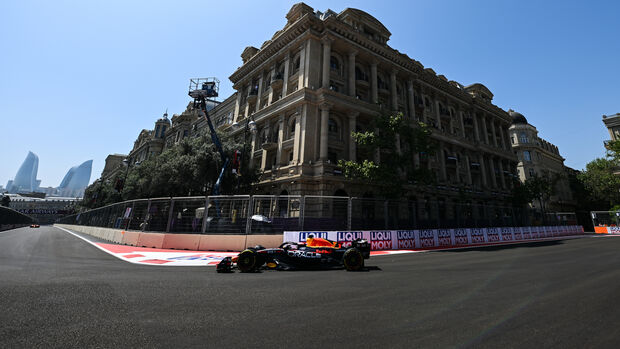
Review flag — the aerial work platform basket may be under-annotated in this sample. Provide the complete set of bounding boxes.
[188,77,219,100]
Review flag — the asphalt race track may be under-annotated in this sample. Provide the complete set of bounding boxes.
[1,226,620,348]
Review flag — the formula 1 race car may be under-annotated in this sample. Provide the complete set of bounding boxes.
[217,235,371,273]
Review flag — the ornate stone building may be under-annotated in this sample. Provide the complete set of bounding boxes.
[101,154,127,181]
[602,112,620,146]
[214,2,519,213]
[508,110,574,211]
[124,112,170,166]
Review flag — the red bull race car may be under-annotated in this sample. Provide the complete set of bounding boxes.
[217,235,371,272]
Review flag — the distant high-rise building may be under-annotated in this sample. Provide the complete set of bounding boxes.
[8,151,40,193]
[57,160,93,197]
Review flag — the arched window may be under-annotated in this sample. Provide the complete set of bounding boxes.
[519,132,529,143]
[424,96,433,111]
[271,124,279,143]
[330,55,341,73]
[523,150,531,162]
[355,66,368,81]
[377,73,388,90]
[327,118,338,133]
[288,117,296,139]
[397,82,406,99]
[328,118,340,138]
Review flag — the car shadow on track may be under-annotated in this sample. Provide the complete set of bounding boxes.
[257,266,383,272]
[435,240,564,253]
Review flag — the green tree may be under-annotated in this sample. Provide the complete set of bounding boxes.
[121,132,260,200]
[578,157,620,207]
[606,140,620,161]
[338,112,436,198]
[81,130,260,209]
[525,173,559,219]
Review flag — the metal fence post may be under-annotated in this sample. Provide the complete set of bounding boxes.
[300,196,305,231]
[166,198,175,233]
[347,197,352,231]
[201,196,209,234]
[141,199,151,232]
[126,201,135,230]
[245,196,254,235]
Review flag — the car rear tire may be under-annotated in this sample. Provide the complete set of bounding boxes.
[343,248,364,271]
[237,250,259,272]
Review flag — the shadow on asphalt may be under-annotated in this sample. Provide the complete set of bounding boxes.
[435,240,564,253]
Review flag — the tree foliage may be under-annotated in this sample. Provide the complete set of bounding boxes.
[510,173,559,211]
[82,132,260,209]
[578,157,620,207]
[338,112,436,198]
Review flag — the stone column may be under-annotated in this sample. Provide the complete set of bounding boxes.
[479,154,488,187]
[282,53,290,97]
[320,103,331,161]
[454,149,460,183]
[499,124,507,150]
[255,74,264,113]
[348,50,357,97]
[321,38,331,89]
[297,43,307,90]
[472,113,480,142]
[439,142,447,182]
[348,111,358,161]
[498,159,506,189]
[292,107,302,164]
[465,154,472,185]
[459,111,466,137]
[390,69,398,110]
[489,157,497,188]
[370,61,378,103]
[233,91,242,123]
[244,94,250,119]
[481,115,489,144]
[276,114,285,165]
[491,119,498,147]
[268,65,276,105]
[407,80,415,120]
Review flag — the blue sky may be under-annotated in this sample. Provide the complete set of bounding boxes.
[1,0,618,188]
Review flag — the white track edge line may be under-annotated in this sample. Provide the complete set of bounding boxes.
[55,226,149,265]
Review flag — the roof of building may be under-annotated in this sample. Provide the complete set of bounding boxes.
[509,109,528,125]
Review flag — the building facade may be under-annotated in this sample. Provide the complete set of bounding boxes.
[508,110,574,212]
[602,112,620,147]
[101,154,127,181]
[216,3,519,214]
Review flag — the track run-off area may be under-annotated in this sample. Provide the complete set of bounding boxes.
[2,226,620,348]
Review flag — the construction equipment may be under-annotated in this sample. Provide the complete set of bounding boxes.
[188,78,227,196]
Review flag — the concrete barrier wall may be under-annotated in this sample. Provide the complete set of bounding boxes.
[0,224,29,232]
[54,224,284,251]
[162,234,201,250]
